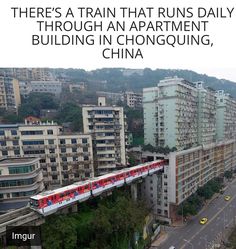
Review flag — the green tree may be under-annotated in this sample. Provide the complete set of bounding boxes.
[18,93,58,119]
[56,102,83,132]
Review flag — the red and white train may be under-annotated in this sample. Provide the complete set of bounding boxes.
[29,160,166,215]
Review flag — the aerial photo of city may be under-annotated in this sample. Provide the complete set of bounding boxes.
[0,67,236,249]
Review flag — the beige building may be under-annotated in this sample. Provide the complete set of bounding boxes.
[142,140,236,223]
[0,122,94,188]
[0,157,44,205]
[83,97,127,175]
[0,68,54,82]
[0,76,21,112]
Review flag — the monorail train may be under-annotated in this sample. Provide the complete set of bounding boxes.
[29,160,166,215]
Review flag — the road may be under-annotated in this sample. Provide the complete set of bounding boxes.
[153,179,236,249]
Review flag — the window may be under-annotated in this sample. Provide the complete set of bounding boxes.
[82,138,87,144]
[0,141,6,146]
[2,151,8,156]
[13,140,19,146]
[47,130,53,135]
[60,139,65,145]
[48,139,54,145]
[83,147,88,152]
[84,156,89,161]
[61,148,66,153]
[0,130,5,136]
[21,130,43,135]
[14,150,20,155]
[50,158,56,163]
[11,130,17,135]
[8,165,35,174]
[72,147,77,153]
[62,157,67,162]
[22,140,44,145]
[49,149,55,153]
[0,178,35,187]
[85,172,90,178]
[52,175,58,180]
[51,167,57,171]
[71,138,77,144]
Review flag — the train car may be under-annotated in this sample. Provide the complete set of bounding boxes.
[124,165,143,184]
[140,163,149,178]
[91,172,124,196]
[29,180,91,215]
[148,160,164,175]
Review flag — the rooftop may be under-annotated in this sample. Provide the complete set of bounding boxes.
[0,157,38,165]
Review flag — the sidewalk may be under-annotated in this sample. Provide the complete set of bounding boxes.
[150,230,168,247]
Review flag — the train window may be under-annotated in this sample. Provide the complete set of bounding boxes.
[60,193,64,198]
[30,199,38,207]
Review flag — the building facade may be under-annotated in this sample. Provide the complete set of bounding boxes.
[124,91,142,108]
[141,140,236,223]
[143,77,236,150]
[143,77,199,150]
[0,122,94,188]
[0,157,44,205]
[30,81,62,97]
[0,76,21,112]
[216,90,236,141]
[83,97,127,175]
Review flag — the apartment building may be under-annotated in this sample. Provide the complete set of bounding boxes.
[143,77,233,150]
[96,91,124,105]
[0,122,94,188]
[141,140,236,222]
[19,81,32,98]
[0,157,44,206]
[216,90,236,141]
[82,97,127,175]
[30,81,62,97]
[0,76,21,112]
[124,91,142,108]
[31,68,54,81]
[0,68,54,81]
[196,82,217,144]
[143,77,199,150]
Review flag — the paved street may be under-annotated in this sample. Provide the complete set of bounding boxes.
[152,179,236,249]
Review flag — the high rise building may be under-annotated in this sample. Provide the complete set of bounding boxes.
[0,76,21,112]
[141,139,236,223]
[216,90,236,141]
[143,77,199,150]
[82,97,127,175]
[0,122,94,188]
[196,82,217,145]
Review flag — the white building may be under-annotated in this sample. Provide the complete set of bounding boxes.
[143,77,199,150]
[82,97,127,175]
[124,91,142,108]
[0,122,94,188]
[30,81,62,97]
[216,90,236,141]
[0,157,44,205]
